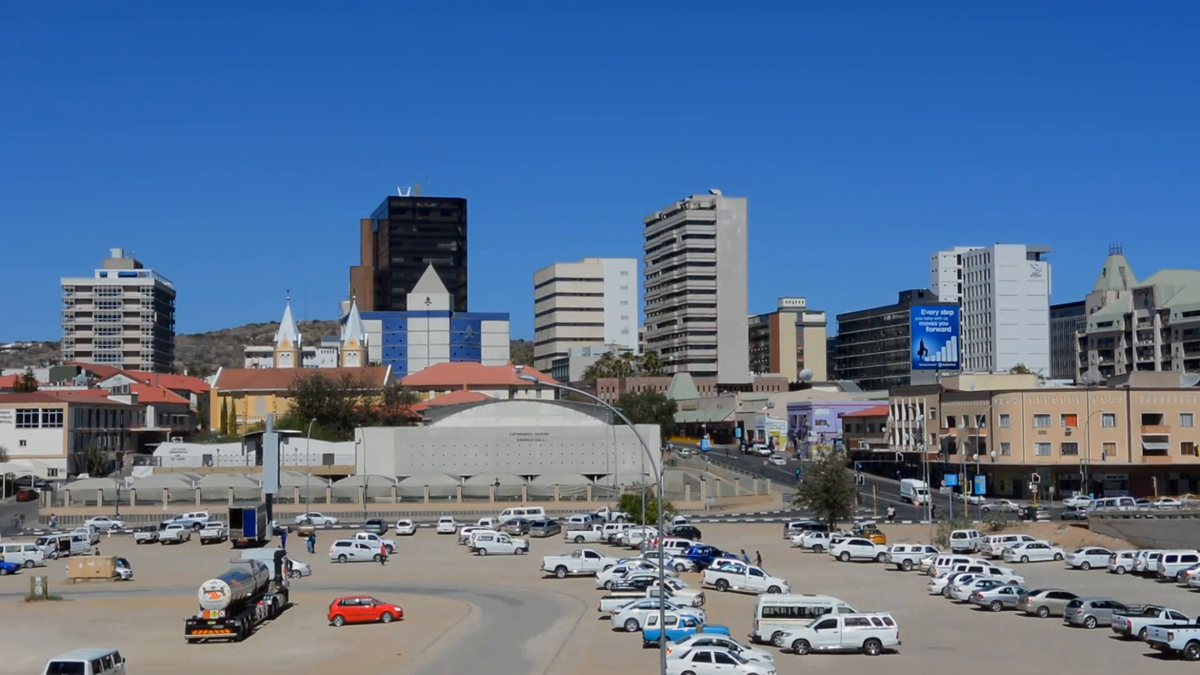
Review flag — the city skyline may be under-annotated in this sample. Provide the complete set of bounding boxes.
[3,4,1199,342]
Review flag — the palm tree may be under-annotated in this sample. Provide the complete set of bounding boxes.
[638,351,665,376]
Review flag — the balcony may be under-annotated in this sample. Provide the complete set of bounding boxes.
[1141,425,1172,434]
[1141,454,1175,464]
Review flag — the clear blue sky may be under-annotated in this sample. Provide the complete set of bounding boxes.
[2,3,1197,342]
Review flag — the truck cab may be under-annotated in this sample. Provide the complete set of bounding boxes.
[353,532,396,554]
[781,612,901,656]
[702,560,790,595]
[565,524,606,544]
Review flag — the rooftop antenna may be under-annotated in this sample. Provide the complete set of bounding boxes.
[397,186,412,197]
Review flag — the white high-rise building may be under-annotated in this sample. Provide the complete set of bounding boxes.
[532,258,638,372]
[643,191,750,384]
[61,248,176,372]
[934,244,1053,374]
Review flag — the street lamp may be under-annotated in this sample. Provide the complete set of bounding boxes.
[515,366,669,675]
[356,435,368,517]
[305,418,316,512]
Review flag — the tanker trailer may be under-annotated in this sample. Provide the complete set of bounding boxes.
[185,551,289,642]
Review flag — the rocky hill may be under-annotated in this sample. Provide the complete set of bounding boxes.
[0,325,535,376]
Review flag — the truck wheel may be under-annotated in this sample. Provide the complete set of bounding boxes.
[715,579,729,592]
[1185,641,1200,661]
[768,585,782,594]
[555,566,568,579]
[876,553,887,563]
[1139,628,1149,641]
[380,612,394,624]
[192,523,202,531]
[902,560,914,571]
[812,544,823,553]
[864,638,883,655]
[792,639,811,655]
[574,535,585,543]
[338,554,348,563]
[332,615,345,627]
[624,618,640,632]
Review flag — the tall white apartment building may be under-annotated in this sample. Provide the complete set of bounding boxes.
[643,191,750,384]
[532,258,638,372]
[933,244,1052,374]
[61,248,177,372]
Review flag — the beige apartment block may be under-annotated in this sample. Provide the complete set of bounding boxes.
[532,258,637,372]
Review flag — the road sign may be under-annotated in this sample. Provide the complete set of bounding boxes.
[974,475,986,496]
[944,473,959,487]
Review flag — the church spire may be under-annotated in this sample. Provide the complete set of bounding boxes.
[340,295,367,367]
[274,291,302,349]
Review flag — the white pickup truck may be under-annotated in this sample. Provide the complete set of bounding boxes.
[1112,605,1193,641]
[541,548,619,578]
[353,532,396,554]
[781,612,901,656]
[1147,623,1200,660]
[159,523,192,544]
[563,524,607,545]
[199,522,229,545]
[702,560,790,595]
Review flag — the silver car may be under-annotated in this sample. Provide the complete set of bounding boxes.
[1064,597,1127,628]
[969,584,1029,612]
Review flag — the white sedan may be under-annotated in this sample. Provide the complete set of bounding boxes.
[981,499,1021,514]
[1152,497,1183,510]
[1001,541,1065,564]
[287,559,312,579]
[395,519,417,536]
[667,634,775,666]
[1062,495,1092,508]
[929,572,981,595]
[950,576,1003,601]
[436,517,459,534]
[768,455,787,466]
[1065,547,1113,570]
[665,648,769,675]
[84,516,125,532]
[295,512,339,526]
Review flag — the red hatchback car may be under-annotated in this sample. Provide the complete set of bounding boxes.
[328,596,404,627]
[14,489,38,503]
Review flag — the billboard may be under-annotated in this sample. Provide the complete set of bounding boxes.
[911,305,961,371]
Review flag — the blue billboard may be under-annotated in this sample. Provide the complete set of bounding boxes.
[911,305,961,371]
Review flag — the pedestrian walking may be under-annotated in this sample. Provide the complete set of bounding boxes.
[754,551,762,567]
[930,504,938,520]
[886,506,896,523]
[378,548,388,566]
[307,532,316,554]
[740,549,749,563]
[280,529,287,550]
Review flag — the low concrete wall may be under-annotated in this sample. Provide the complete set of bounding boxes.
[1089,511,1200,549]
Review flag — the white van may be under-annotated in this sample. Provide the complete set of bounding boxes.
[1,542,46,568]
[602,522,633,542]
[42,648,126,675]
[1088,496,1137,512]
[949,529,983,552]
[497,506,546,525]
[34,534,92,559]
[1157,550,1200,581]
[657,537,698,556]
[750,593,856,646]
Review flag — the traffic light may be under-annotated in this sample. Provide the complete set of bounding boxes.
[856,462,862,472]
[856,474,865,486]
[1030,472,1041,485]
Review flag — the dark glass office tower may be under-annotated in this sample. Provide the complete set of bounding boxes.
[351,196,468,312]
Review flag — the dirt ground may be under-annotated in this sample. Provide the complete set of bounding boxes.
[5,521,1196,675]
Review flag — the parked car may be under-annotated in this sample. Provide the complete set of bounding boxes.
[0,560,22,576]
[395,519,416,536]
[1107,550,1140,574]
[702,560,790,595]
[671,525,703,541]
[529,520,561,538]
[1001,541,1064,564]
[541,548,619,578]
[1157,550,1200,581]
[1111,605,1192,641]
[295,512,339,526]
[1065,547,1113,570]
[1146,624,1200,660]
[353,532,396,555]
[84,516,125,532]
[981,499,1021,514]
[327,595,403,626]
[641,612,724,648]
[1019,588,1080,618]
[949,577,1003,602]
[830,538,889,563]
[948,530,983,553]
[665,633,775,665]
[288,559,312,579]
[503,518,531,536]
[1060,506,1089,521]
[969,584,1029,612]
[886,544,940,572]
[610,598,704,631]
[199,521,229,545]
[133,525,160,545]
[665,647,776,674]
[1062,494,1092,508]
[470,532,529,555]
[436,516,459,534]
[1064,597,1127,629]
[1152,497,1184,510]
[71,527,100,546]
[363,519,389,535]
[780,612,900,656]
[329,539,381,563]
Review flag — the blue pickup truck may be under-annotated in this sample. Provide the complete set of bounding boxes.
[642,612,728,647]
[681,545,735,571]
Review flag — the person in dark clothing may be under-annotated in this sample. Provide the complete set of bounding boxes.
[280,530,287,550]
[754,551,762,567]
[740,549,749,563]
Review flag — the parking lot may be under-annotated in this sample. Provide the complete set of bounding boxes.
[3,522,1200,673]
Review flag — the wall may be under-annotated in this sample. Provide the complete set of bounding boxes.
[600,258,638,352]
[714,196,750,384]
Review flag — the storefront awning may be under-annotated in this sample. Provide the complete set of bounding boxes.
[1142,441,1170,452]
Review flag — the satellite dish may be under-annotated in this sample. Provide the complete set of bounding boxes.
[1182,372,1200,388]
[1080,371,1103,387]
[798,369,814,383]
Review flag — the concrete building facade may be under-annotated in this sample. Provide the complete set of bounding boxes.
[532,258,638,372]
[835,289,955,391]
[643,191,749,384]
[929,246,978,305]
[61,248,176,372]
[748,297,828,382]
[1050,301,1086,382]
[0,392,138,478]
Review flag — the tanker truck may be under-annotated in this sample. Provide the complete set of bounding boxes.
[185,549,289,642]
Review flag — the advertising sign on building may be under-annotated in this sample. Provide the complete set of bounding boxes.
[910,305,961,371]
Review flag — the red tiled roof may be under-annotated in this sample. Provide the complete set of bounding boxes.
[0,374,18,389]
[400,362,556,388]
[0,392,67,404]
[63,362,131,380]
[411,389,493,412]
[840,405,890,418]
[124,371,211,393]
[130,384,191,405]
[213,366,393,392]
[0,391,132,407]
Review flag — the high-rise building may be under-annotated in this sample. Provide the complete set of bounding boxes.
[350,194,468,312]
[60,248,176,372]
[532,258,638,372]
[933,244,1052,374]
[643,191,749,384]
[748,297,828,382]
[1049,301,1086,381]
[835,289,956,391]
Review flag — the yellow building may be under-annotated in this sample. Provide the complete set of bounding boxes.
[210,366,392,432]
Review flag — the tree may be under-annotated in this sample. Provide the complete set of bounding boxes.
[617,489,677,526]
[219,399,228,436]
[792,449,857,530]
[638,351,666,377]
[510,340,534,366]
[1009,363,1032,375]
[582,348,667,379]
[278,372,420,441]
[0,445,8,463]
[225,399,238,437]
[76,441,109,477]
[613,389,678,442]
[12,369,38,393]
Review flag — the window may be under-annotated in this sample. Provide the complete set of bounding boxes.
[760,604,834,620]
[15,409,39,428]
[1102,413,1116,428]
[1182,413,1195,428]
[19,440,26,447]
[1060,442,1079,456]
[1033,414,1051,428]
[1034,443,1051,456]
[47,468,59,478]
[1103,442,1117,459]
[999,414,1010,428]
[1060,414,1078,428]
[41,409,63,428]
[946,415,957,428]
[976,415,987,428]
[1183,442,1198,457]
[999,441,1011,456]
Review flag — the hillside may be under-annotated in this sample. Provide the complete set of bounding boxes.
[0,325,536,376]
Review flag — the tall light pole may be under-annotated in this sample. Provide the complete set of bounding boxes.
[305,418,316,512]
[515,367,668,675]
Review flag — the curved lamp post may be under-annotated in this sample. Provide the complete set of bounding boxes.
[514,366,668,675]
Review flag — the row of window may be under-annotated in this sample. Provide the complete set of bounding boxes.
[946,412,1195,429]
[15,408,63,429]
